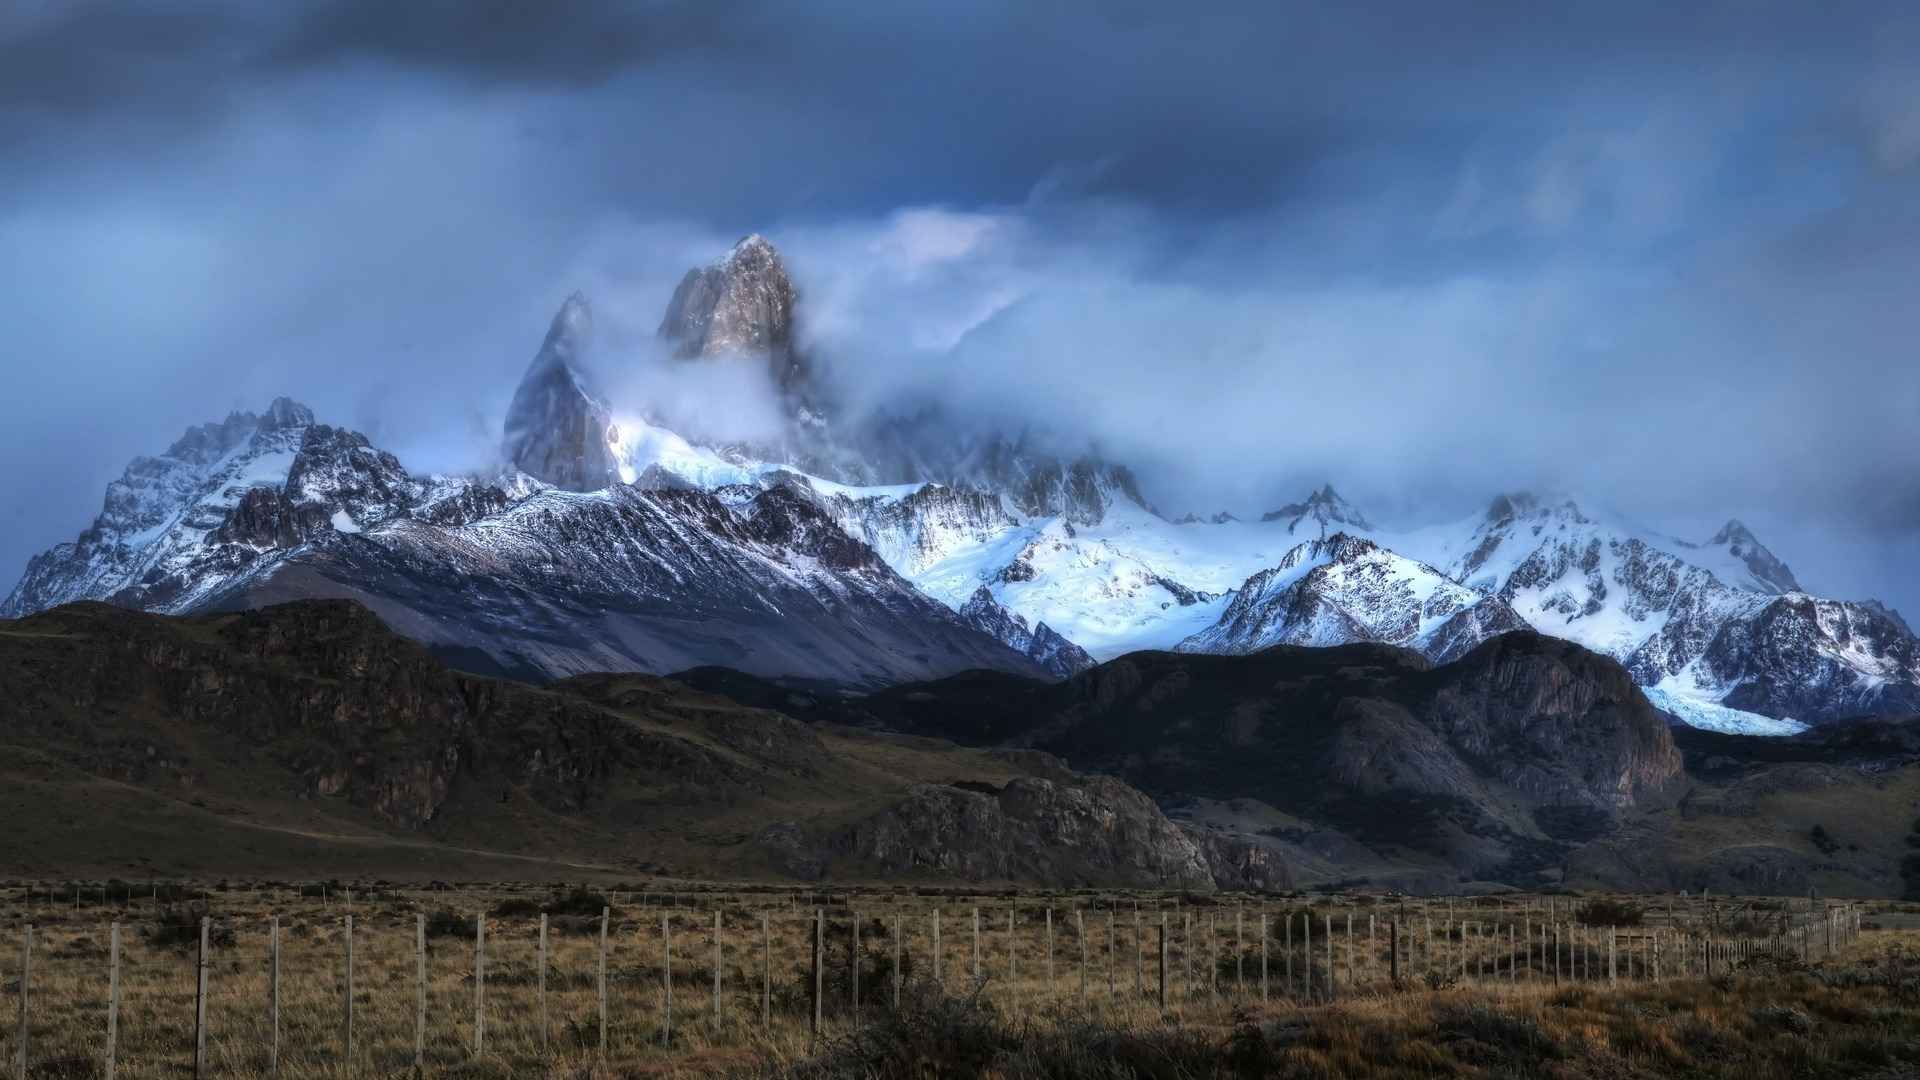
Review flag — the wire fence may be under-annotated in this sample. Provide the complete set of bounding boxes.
[1,885,1871,1077]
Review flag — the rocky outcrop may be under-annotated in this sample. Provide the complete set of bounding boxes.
[210,488,329,550]
[284,424,417,527]
[1181,826,1294,891]
[1417,631,1686,810]
[659,234,805,398]
[502,294,618,491]
[831,774,1215,889]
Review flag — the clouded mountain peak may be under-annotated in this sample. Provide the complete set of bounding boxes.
[1261,484,1373,536]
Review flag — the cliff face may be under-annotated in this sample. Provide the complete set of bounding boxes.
[829,774,1215,889]
[502,294,618,491]
[659,234,806,399]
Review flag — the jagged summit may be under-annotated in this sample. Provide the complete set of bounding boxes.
[1179,530,1525,662]
[659,233,803,397]
[1260,484,1373,535]
[261,397,316,430]
[501,293,616,491]
[1704,518,1801,594]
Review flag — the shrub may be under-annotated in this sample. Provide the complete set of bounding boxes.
[142,904,235,951]
[422,908,471,940]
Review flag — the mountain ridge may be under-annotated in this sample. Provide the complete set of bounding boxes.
[7,234,1918,727]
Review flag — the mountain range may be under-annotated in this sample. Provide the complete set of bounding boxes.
[6,234,1919,732]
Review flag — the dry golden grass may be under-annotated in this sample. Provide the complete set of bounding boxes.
[0,883,1893,1077]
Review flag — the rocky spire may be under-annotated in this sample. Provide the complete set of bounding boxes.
[1260,484,1373,536]
[658,234,806,399]
[502,292,618,491]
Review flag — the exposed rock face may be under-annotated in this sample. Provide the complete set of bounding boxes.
[502,294,618,491]
[1704,595,1920,721]
[1181,825,1294,891]
[659,235,804,398]
[958,586,1096,678]
[210,488,329,550]
[284,424,417,528]
[831,774,1215,889]
[1418,632,1685,810]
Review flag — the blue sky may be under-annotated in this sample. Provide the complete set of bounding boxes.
[1,1,1916,615]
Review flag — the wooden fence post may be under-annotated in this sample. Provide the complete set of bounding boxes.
[13,924,28,1080]
[537,914,548,1058]
[892,914,902,1011]
[851,910,861,1013]
[1368,914,1376,986]
[1208,914,1217,998]
[1235,910,1244,992]
[1108,910,1117,1000]
[1159,913,1169,1009]
[1285,913,1293,996]
[1325,914,1334,1001]
[472,913,485,1057]
[1184,912,1193,998]
[1390,919,1399,983]
[764,913,774,1027]
[932,908,942,986]
[1078,910,1088,1002]
[344,913,355,1071]
[1260,913,1269,1001]
[972,907,981,984]
[1046,909,1054,994]
[1121,903,1136,999]
[1303,914,1312,1000]
[713,909,724,1026]
[106,921,121,1080]
[597,908,609,1057]
[267,915,280,1076]
[1609,926,1617,983]
[1346,913,1355,987]
[1423,916,1431,982]
[415,914,427,1071]
[811,909,823,1043]
[1006,908,1018,1007]
[663,913,675,1048]
[194,917,209,1079]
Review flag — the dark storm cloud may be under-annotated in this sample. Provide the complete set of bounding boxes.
[0,1,1917,614]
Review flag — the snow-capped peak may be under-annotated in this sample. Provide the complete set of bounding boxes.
[1696,518,1801,594]
[1260,484,1374,536]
